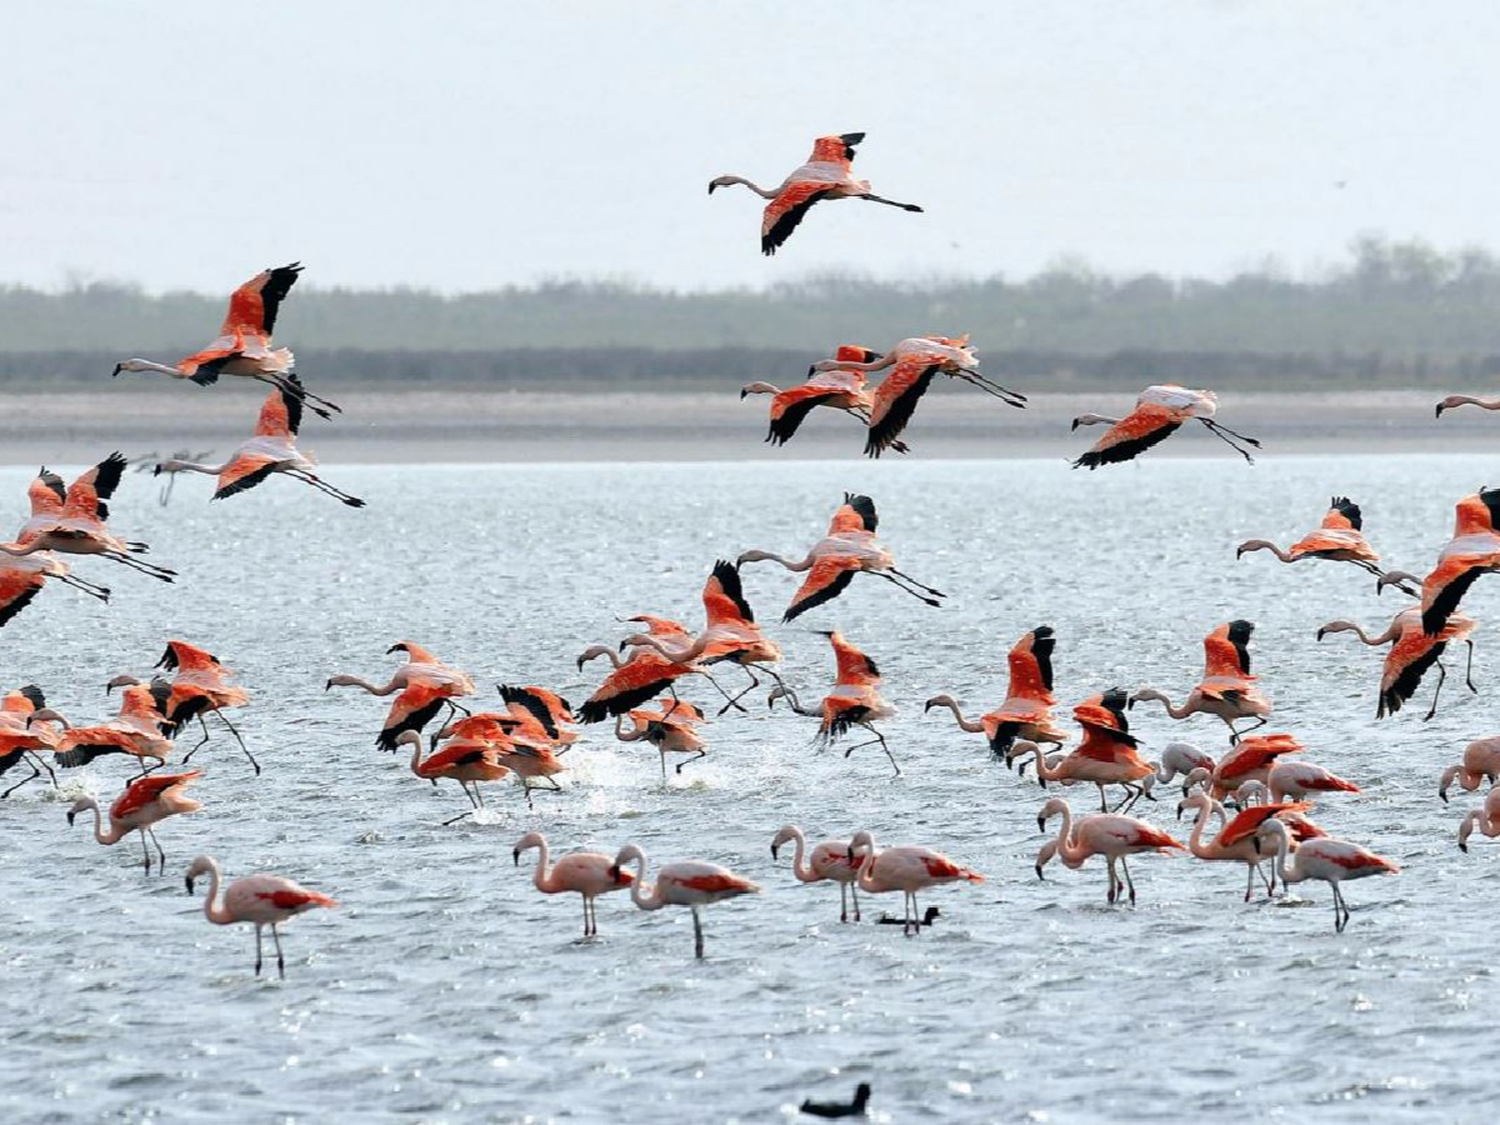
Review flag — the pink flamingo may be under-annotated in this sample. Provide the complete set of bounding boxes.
[770,824,865,923]
[610,843,760,959]
[1439,737,1500,802]
[67,771,202,875]
[1458,789,1500,852]
[184,854,337,978]
[513,831,635,937]
[1258,760,1360,803]
[1035,797,1184,904]
[1254,819,1398,932]
[846,829,984,935]
[1178,792,1311,901]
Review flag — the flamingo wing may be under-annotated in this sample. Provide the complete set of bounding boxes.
[703,559,754,627]
[110,770,200,819]
[783,557,859,623]
[378,683,453,751]
[253,378,304,439]
[1203,621,1254,679]
[63,452,128,521]
[866,357,940,458]
[765,385,842,446]
[577,655,690,724]
[0,570,44,629]
[1073,403,1182,469]
[213,451,280,502]
[827,493,878,535]
[761,181,837,256]
[177,333,246,384]
[29,469,66,515]
[221,262,303,337]
[1006,625,1056,702]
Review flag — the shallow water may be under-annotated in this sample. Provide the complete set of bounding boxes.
[1,455,1496,1124]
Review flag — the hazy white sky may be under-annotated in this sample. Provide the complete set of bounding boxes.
[5,1,1497,292]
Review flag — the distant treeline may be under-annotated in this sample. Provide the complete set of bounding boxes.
[4,237,1500,388]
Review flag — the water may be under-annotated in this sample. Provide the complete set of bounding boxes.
[1,455,1495,1123]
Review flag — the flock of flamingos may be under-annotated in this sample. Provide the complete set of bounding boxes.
[6,134,1500,995]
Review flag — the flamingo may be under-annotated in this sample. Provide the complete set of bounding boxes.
[621,560,791,715]
[1142,742,1216,796]
[614,699,709,780]
[496,685,577,747]
[924,625,1067,759]
[770,824,866,923]
[136,449,214,506]
[67,771,202,874]
[1438,737,1500,803]
[737,493,945,621]
[36,682,175,773]
[799,1084,872,1119]
[0,455,176,582]
[150,640,256,769]
[1071,385,1260,468]
[1318,605,1477,720]
[326,642,476,750]
[1130,620,1272,742]
[184,854,337,978]
[1034,797,1184,904]
[0,685,62,798]
[1008,690,1155,811]
[1436,394,1500,417]
[708,132,922,256]
[1253,818,1398,932]
[1179,732,1306,800]
[513,831,634,937]
[1237,497,1411,588]
[1457,788,1500,852]
[1257,760,1360,803]
[576,615,734,722]
[1402,488,1500,636]
[609,843,759,959]
[395,729,510,824]
[846,829,983,935]
[111,262,342,418]
[767,631,900,777]
[0,552,111,628]
[153,378,364,507]
[740,345,908,452]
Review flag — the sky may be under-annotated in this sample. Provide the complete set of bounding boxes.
[4,1,1498,293]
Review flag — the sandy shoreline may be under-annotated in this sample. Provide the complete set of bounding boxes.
[0,385,1489,465]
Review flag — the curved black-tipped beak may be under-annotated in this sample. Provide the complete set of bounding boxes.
[324,679,334,691]
[1175,802,1186,821]
[1435,404,1446,418]
[1439,789,1450,805]
[1070,418,1082,431]
[185,875,195,895]
[739,389,748,400]
[618,639,629,653]
[152,464,163,477]
[111,363,123,378]
[922,699,937,713]
[574,657,586,672]
[770,843,780,859]
[385,644,403,655]
[512,848,520,866]
[1034,863,1045,881]
[1315,628,1328,642]
[806,365,817,378]
[66,810,76,826]
[607,864,621,881]
[1036,815,1046,833]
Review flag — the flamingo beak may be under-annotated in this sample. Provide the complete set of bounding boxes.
[324,679,334,691]
[66,810,76,826]
[111,363,123,378]
[770,843,780,859]
[739,388,748,400]
[385,645,402,655]
[1176,801,1186,820]
[806,365,817,378]
[185,875,196,895]
[1034,863,1045,881]
[1036,815,1046,832]
[1435,403,1446,418]
[1070,418,1081,431]
[512,848,520,866]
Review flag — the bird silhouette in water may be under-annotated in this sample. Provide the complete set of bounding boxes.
[876,905,940,928]
[799,1082,871,1118]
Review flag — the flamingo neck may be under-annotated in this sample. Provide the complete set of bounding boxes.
[198,859,236,925]
[624,851,664,911]
[1185,801,1216,859]
[932,697,981,732]
[852,837,880,891]
[529,839,554,893]
[785,829,816,883]
[128,360,185,377]
[1050,805,1085,865]
[1267,826,1298,885]
[81,801,117,845]
[409,738,425,776]
[158,460,226,476]
[1026,746,1063,781]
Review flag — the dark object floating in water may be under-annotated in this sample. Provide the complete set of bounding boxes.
[799,1082,871,1118]
[876,906,940,928]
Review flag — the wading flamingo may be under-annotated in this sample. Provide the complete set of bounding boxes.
[185,855,336,978]
[1131,620,1272,742]
[1237,497,1411,588]
[1436,394,1500,417]
[395,729,510,824]
[153,378,364,507]
[1178,792,1312,900]
[1179,733,1306,800]
[614,699,708,780]
[741,345,908,452]
[1438,737,1500,802]
[1405,488,1500,636]
[1008,690,1154,811]
[610,843,760,959]
[111,262,342,418]
[737,493,945,621]
[1319,605,1477,720]
[326,642,476,750]
[1071,385,1260,468]
[1257,760,1360,803]
[1142,742,1216,796]
[925,625,1067,758]
[846,829,983,935]
[1,455,176,582]
[37,682,174,772]
[514,831,634,937]
[68,771,201,874]
[621,560,791,714]
[1457,788,1500,852]
[770,824,866,923]
[768,631,900,776]
[1034,797,1183,904]
[708,133,922,256]
[1254,818,1398,932]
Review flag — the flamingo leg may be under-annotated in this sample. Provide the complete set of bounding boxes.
[691,905,705,960]
[1198,417,1261,462]
[103,552,176,581]
[56,573,111,601]
[718,664,761,716]
[272,924,286,979]
[286,469,365,508]
[859,191,923,212]
[698,669,748,714]
[839,882,849,923]
[214,710,260,775]
[0,760,39,799]
[1466,640,1478,693]
[255,371,342,419]
[138,829,153,874]
[30,751,56,789]
[1096,783,1110,813]
[759,666,802,711]
[254,924,265,976]
[147,828,167,875]
[1244,863,1256,903]
[181,714,213,763]
[842,726,900,777]
[659,750,669,783]
[1121,856,1137,905]
[1424,660,1448,722]
[675,749,708,774]
[1105,856,1119,904]
[851,884,861,922]
[887,567,946,598]
[581,895,591,937]
[872,570,942,608]
[1332,884,1348,932]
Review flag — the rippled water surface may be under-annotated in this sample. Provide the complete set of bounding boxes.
[2,456,1497,1123]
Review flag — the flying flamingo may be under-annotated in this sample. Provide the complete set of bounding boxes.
[1253,818,1398,932]
[609,843,760,959]
[614,699,709,780]
[1438,737,1500,802]
[496,685,577,747]
[326,642,476,750]
[184,854,337,978]
[1436,394,1500,417]
[1237,497,1412,589]
[0,685,62,798]
[1034,797,1184,904]
[576,614,735,722]
[0,455,176,582]
[924,625,1067,759]
[151,640,255,766]
[394,729,510,824]
[1179,732,1306,800]
[621,560,791,715]
[153,378,364,507]
[1130,619,1272,742]
[1177,792,1313,900]
[767,631,900,776]
[740,345,908,452]
[1008,690,1155,811]
[111,262,342,418]
[846,829,983,935]
[737,493,946,621]
[770,824,866,923]
[708,132,923,256]
[1457,788,1500,852]
[1402,488,1500,636]
[1071,385,1260,468]
[0,553,111,629]
[68,771,202,875]
[1318,605,1477,720]
[36,682,175,773]
[513,831,634,938]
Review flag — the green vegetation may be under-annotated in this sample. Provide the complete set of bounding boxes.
[4,238,1499,389]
